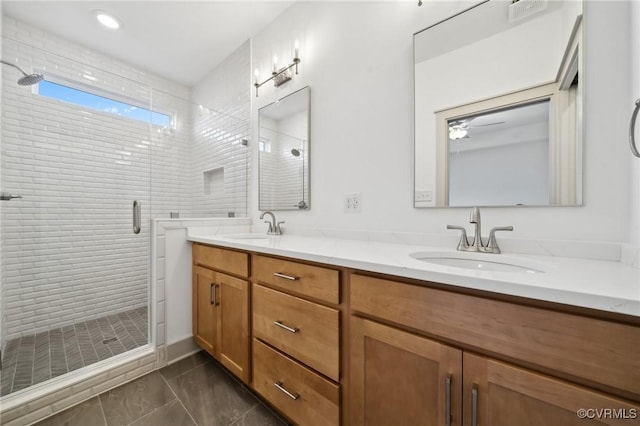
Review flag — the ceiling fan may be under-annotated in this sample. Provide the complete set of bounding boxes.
[448,117,505,140]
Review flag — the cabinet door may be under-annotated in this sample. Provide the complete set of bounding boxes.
[463,353,640,426]
[217,272,250,383]
[192,266,218,357]
[350,317,462,426]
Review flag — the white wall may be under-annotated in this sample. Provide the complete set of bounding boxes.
[250,1,632,245]
[449,140,549,206]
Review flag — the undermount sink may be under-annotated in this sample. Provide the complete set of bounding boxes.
[223,233,271,240]
[410,251,545,274]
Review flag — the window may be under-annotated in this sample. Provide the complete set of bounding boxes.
[258,137,271,153]
[38,80,171,127]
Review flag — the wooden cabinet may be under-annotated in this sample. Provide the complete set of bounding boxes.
[350,274,640,426]
[463,353,640,426]
[350,317,462,426]
[192,244,250,383]
[253,254,340,304]
[251,255,342,425]
[216,272,250,382]
[191,243,640,426]
[253,339,340,426]
[192,266,218,356]
[253,284,340,381]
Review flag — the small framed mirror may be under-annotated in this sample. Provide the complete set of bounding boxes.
[258,86,310,211]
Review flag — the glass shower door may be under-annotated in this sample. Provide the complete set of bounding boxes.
[0,42,151,397]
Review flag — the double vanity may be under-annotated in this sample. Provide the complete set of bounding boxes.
[186,0,640,423]
[188,224,640,425]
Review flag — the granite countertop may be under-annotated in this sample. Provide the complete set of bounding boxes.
[187,230,640,318]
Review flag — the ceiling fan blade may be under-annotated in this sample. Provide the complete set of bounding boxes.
[468,121,506,128]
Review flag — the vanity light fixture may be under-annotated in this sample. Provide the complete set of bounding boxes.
[254,40,300,97]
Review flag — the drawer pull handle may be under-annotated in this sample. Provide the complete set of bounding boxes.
[273,320,299,333]
[274,381,299,400]
[445,374,452,426]
[471,384,479,426]
[273,272,299,281]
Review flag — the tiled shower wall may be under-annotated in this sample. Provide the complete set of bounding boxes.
[189,41,250,217]
[1,16,189,345]
[1,17,250,347]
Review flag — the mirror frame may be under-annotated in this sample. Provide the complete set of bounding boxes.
[258,86,311,211]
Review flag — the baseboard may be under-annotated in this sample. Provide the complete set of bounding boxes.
[166,337,200,364]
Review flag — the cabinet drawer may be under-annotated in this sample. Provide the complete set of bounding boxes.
[253,284,340,381]
[253,339,340,426]
[252,255,339,304]
[193,244,248,277]
[351,274,640,400]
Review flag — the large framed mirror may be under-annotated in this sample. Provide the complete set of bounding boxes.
[258,86,310,211]
[414,0,583,207]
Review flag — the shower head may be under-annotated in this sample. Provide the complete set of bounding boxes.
[18,73,44,86]
[291,148,302,157]
[1,59,44,86]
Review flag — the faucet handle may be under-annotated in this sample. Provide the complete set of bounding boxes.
[486,226,514,254]
[447,225,469,250]
[263,220,274,234]
[276,221,285,235]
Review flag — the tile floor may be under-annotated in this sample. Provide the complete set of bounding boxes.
[1,307,148,396]
[34,351,288,426]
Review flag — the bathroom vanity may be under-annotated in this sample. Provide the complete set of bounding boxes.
[189,233,640,425]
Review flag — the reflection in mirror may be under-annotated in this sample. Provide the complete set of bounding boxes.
[447,100,550,206]
[259,86,310,211]
[414,0,583,207]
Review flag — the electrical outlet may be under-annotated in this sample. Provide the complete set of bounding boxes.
[344,192,361,213]
[415,190,433,202]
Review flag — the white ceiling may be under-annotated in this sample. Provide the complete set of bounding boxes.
[2,1,294,87]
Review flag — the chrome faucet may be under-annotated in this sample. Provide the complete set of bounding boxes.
[469,206,483,250]
[447,207,513,254]
[259,211,284,235]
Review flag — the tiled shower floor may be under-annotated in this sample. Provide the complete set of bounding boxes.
[0,306,148,396]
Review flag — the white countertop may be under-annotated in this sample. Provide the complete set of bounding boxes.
[187,230,640,318]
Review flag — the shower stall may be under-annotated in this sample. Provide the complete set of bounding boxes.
[0,18,250,407]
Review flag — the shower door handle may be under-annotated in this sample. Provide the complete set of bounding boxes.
[630,98,640,158]
[133,200,141,234]
[1,192,22,201]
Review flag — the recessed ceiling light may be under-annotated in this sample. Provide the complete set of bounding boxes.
[95,11,120,30]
